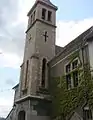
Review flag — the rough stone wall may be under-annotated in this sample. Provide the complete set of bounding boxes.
[48,39,90,119]
[35,21,56,60]
[12,99,51,120]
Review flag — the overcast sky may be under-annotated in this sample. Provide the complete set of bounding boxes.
[0,0,93,117]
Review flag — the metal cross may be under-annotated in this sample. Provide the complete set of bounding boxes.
[43,31,48,42]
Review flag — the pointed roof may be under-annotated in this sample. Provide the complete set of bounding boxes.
[27,0,58,16]
[36,0,54,5]
[36,0,50,2]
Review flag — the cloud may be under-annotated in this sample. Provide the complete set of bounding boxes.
[56,18,93,47]
[0,0,19,27]
[0,52,22,68]
[0,0,36,69]
[0,106,12,118]
[5,79,16,86]
[0,90,14,117]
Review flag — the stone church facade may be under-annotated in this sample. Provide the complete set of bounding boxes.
[6,0,93,120]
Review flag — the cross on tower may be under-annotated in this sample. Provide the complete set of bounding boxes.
[43,31,48,42]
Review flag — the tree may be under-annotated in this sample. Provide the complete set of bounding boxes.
[49,64,93,120]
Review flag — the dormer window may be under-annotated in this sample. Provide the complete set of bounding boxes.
[48,11,52,21]
[42,8,46,20]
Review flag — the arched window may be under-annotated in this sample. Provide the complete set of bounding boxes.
[18,111,25,120]
[42,58,47,87]
[25,60,29,88]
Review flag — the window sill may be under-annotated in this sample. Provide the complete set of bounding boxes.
[22,88,27,95]
[37,87,49,95]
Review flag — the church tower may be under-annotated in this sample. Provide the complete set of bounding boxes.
[16,0,58,120]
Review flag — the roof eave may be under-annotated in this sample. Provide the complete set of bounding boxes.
[27,1,58,16]
[12,84,19,90]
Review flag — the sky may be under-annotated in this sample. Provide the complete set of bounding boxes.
[0,0,93,118]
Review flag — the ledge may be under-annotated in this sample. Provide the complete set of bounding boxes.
[15,94,51,104]
[26,19,56,33]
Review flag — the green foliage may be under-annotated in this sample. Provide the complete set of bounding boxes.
[49,64,93,120]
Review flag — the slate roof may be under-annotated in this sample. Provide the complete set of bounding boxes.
[55,45,64,55]
[40,0,58,9]
[5,108,13,120]
[84,27,93,41]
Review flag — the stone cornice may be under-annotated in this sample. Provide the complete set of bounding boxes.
[26,19,56,33]
[15,95,51,103]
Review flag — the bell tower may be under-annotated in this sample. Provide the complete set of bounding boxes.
[16,0,58,119]
[20,0,57,96]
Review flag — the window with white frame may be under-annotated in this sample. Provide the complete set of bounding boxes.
[65,59,79,89]
[83,107,92,120]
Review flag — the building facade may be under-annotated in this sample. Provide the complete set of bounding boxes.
[6,0,93,120]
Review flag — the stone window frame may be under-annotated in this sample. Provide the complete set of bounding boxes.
[41,58,47,88]
[47,10,52,22]
[24,60,29,89]
[41,8,47,20]
[40,57,48,88]
[65,57,80,89]
[18,110,26,120]
[30,10,36,25]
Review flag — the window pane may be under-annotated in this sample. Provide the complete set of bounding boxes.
[73,71,78,87]
[42,58,47,87]
[25,60,29,88]
[48,11,52,21]
[66,74,71,89]
[33,11,36,21]
[31,15,33,25]
[83,109,92,120]
[72,60,78,69]
[42,8,46,20]
[66,64,71,73]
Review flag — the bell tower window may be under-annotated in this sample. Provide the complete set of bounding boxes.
[42,8,46,20]
[33,11,36,22]
[41,58,47,87]
[31,15,32,25]
[48,11,52,21]
[30,11,36,26]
